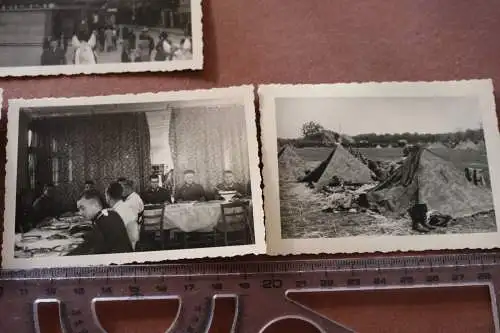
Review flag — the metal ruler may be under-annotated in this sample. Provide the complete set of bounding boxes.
[1,252,500,333]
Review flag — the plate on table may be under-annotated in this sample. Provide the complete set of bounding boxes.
[46,233,69,240]
[66,243,82,252]
[71,231,87,239]
[60,215,86,224]
[69,224,92,235]
[18,234,43,243]
[40,220,70,230]
[14,251,32,259]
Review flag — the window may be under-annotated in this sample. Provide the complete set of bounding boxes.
[51,138,57,153]
[28,153,36,189]
[28,130,38,148]
[152,164,165,187]
[52,157,59,185]
[68,148,73,182]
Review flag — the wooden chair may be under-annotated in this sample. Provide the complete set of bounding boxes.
[176,228,219,249]
[139,204,166,250]
[217,201,255,246]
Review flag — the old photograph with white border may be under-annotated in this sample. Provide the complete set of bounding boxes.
[0,0,202,77]
[260,80,500,255]
[2,85,265,269]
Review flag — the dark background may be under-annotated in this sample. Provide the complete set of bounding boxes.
[1,0,500,332]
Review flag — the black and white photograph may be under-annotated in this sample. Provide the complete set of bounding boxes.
[260,80,500,255]
[2,86,265,269]
[0,0,202,77]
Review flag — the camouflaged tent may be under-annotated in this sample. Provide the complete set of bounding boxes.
[278,144,307,182]
[301,144,374,189]
[367,147,494,219]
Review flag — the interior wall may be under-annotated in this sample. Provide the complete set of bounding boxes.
[169,104,250,197]
[28,112,151,209]
[1,1,500,330]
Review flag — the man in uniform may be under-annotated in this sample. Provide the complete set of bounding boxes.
[215,170,248,199]
[68,190,132,255]
[83,180,107,208]
[141,175,172,204]
[174,170,206,202]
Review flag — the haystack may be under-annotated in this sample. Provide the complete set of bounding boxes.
[301,144,374,189]
[278,144,307,182]
[455,140,478,150]
[367,147,494,219]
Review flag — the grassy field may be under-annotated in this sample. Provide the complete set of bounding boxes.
[280,146,496,239]
[297,146,488,165]
[280,182,497,239]
[296,147,490,176]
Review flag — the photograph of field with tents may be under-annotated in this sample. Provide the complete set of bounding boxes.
[275,96,496,239]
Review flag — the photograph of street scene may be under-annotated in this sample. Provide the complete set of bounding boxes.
[0,0,198,75]
[276,96,497,239]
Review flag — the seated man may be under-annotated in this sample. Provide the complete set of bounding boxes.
[84,180,108,208]
[106,182,139,250]
[67,190,132,256]
[215,170,248,199]
[174,170,206,202]
[118,177,144,219]
[141,175,172,204]
[31,183,60,227]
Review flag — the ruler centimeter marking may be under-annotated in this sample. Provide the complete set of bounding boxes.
[1,253,500,333]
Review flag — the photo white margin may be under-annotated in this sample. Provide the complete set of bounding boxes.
[259,79,500,255]
[2,85,266,269]
[0,0,203,77]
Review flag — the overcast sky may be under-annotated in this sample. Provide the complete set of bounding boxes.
[276,96,483,138]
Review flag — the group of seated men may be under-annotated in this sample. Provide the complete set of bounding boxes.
[144,169,249,204]
[17,169,249,255]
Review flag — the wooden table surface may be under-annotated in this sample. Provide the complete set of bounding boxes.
[2,0,500,331]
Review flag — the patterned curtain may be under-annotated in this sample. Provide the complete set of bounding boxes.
[169,104,250,198]
[31,112,151,210]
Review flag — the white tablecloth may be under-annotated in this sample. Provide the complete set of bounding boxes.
[163,201,224,232]
[14,217,90,258]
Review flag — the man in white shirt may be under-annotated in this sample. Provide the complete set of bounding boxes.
[117,178,144,219]
[106,182,140,250]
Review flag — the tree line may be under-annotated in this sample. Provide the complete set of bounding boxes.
[354,128,484,147]
[281,121,485,148]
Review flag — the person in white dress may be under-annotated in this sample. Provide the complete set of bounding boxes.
[72,30,97,65]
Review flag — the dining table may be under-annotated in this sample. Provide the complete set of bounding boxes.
[14,215,92,258]
[162,199,253,233]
